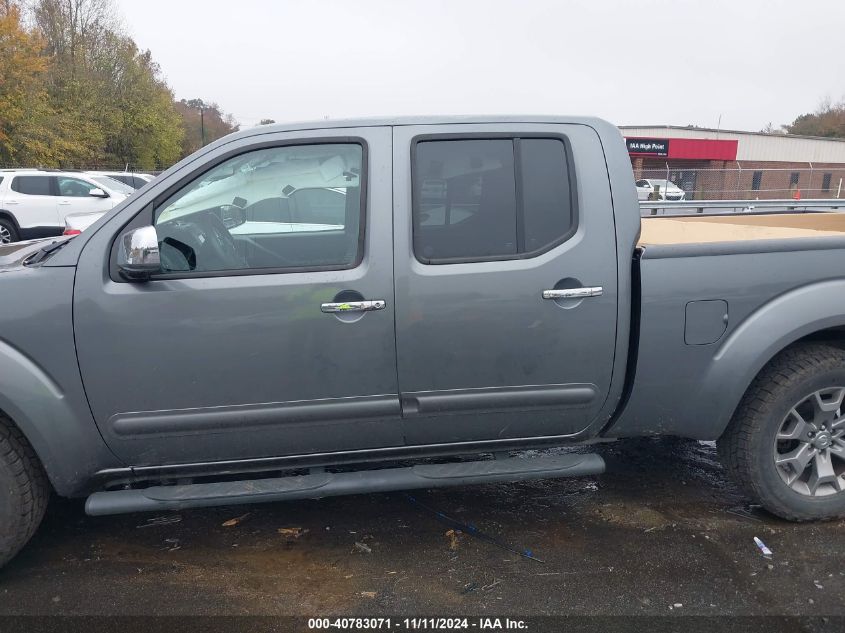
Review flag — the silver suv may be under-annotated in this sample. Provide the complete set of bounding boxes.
[0,169,131,243]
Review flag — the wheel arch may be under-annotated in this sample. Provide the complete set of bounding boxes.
[705,280,845,441]
[0,338,120,497]
[0,210,21,230]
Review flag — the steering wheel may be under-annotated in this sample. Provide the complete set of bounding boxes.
[193,211,246,270]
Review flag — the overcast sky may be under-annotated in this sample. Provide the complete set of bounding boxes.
[114,0,844,131]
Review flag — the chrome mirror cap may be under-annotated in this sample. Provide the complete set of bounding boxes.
[118,225,160,281]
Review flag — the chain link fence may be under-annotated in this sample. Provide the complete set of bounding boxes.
[634,165,845,200]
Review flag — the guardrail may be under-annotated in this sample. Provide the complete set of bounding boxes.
[640,199,845,217]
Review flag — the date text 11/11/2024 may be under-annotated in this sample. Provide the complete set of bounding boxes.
[307,617,529,630]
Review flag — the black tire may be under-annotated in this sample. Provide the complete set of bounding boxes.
[719,343,845,521]
[0,218,19,244]
[0,415,49,567]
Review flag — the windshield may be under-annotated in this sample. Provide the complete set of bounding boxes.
[93,176,134,195]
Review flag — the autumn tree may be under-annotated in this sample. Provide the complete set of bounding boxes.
[30,0,184,168]
[784,97,845,138]
[0,1,53,164]
[89,32,183,167]
[3,0,235,168]
[175,98,239,157]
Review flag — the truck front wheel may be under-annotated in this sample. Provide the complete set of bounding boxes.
[0,415,49,567]
[719,343,845,521]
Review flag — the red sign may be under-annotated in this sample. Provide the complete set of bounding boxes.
[626,137,738,161]
[669,138,737,161]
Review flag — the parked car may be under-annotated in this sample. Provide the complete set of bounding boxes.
[86,170,156,190]
[0,170,130,243]
[636,178,686,201]
[3,116,845,568]
[63,211,106,236]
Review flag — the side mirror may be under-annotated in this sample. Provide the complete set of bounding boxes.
[89,188,109,198]
[118,226,160,281]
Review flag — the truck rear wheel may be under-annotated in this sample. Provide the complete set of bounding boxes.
[719,343,845,521]
[0,415,49,567]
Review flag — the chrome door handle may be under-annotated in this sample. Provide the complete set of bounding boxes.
[321,300,386,313]
[542,287,603,300]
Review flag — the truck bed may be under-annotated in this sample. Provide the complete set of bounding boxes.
[639,212,845,246]
[612,209,845,441]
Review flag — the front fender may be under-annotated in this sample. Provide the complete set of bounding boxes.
[0,266,121,496]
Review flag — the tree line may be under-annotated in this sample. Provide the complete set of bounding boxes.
[3,0,843,171]
[780,98,845,139]
[0,0,239,170]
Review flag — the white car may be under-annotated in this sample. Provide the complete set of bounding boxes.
[636,179,686,201]
[0,170,130,243]
[86,171,155,190]
[63,210,108,236]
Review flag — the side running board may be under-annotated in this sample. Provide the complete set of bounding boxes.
[85,452,605,516]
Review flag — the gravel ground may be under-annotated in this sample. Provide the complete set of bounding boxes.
[0,438,843,625]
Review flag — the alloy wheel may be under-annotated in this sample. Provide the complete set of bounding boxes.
[774,387,845,497]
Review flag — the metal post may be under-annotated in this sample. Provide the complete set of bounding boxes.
[200,107,206,147]
[838,178,842,199]
[808,162,814,198]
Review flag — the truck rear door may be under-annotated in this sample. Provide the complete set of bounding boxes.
[392,123,618,444]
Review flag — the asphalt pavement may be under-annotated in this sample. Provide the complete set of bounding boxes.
[0,438,843,625]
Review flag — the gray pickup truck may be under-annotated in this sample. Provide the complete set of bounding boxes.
[2,116,845,567]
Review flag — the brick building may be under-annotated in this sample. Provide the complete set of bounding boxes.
[620,126,845,200]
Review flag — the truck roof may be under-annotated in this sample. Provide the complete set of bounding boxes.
[234,114,618,140]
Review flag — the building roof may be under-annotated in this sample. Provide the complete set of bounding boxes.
[620,125,845,163]
[619,124,845,144]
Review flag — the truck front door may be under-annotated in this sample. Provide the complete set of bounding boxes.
[392,123,619,444]
[74,127,402,465]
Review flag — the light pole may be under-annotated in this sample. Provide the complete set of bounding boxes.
[200,105,206,147]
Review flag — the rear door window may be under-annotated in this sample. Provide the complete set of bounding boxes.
[11,175,55,196]
[412,137,575,263]
[521,139,573,253]
[414,139,517,262]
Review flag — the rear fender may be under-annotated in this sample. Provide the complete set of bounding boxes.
[698,279,845,438]
[607,278,845,440]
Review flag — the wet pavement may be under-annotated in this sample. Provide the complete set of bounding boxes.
[1,438,843,618]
